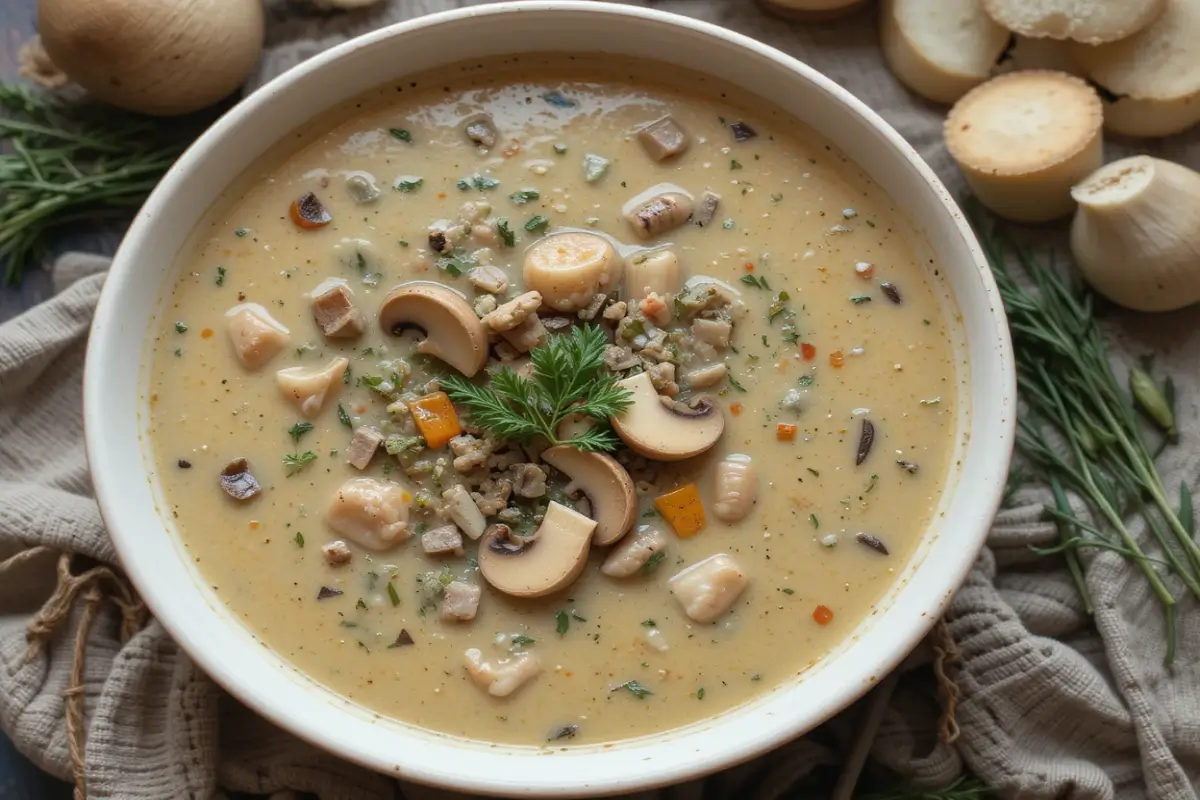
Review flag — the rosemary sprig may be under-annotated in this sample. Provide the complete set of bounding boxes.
[0,84,195,285]
[442,324,633,452]
[969,202,1198,664]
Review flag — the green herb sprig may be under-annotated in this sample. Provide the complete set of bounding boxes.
[442,324,633,452]
[969,202,1199,665]
[0,85,195,285]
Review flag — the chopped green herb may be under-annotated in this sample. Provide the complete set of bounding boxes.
[337,404,352,429]
[458,174,501,191]
[781,324,799,343]
[797,374,815,386]
[768,291,792,322]
[751,673,762,682]
[356,598,367,610]
[722,218,735,230]
[810,513,819,529]
[850,294,872,305]
[509,189,540,205]
[697,688,706,700]
[295,343,315,357]
[387,581,401,607]
[543,91,576,108]
[343,366,352,385]
[583,153,611,183]
[641,619,657,627]
[283,451,317,476]
[294,532,305,547]
[641,508,658,518]
[360,375,384,389]
[807,467,820,477]
[393,177,423,193]
[174,321,188,334]
[727,374,747,392]
[612,680,652,699]
[511,635,536,647]
[173,349,182,357]
[339,621,357,629]
[555,610,570,635]
[525,215,550,233]
[740,274,770,290]
[288,421,314,444]
[866,473,879,492]
[398,239,409,247]
[497,218,515,247]
[730,159,742,170]
[389,128,413,143]
[641,551,667,574]
[779,587,795,595]
[215,266,226,286]
[385,435,425,456]
[571,611,587,622]
[770,193,783,203]
[435,254,475,278]
[234,227,249,237]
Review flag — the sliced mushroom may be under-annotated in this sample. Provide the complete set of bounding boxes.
[478,501,594,598]
[276,356,349,419]
[325,477,413,550]
[378,282,488,377]
[623,185,694,240]
[601,524,668,577]
[219,458,261,501]
[225,303,290,371]
[541,445,636,546]
[637,116,690,162]
[611,371,725,461]
[463,113,498,150]
[310,281,365,339]
[669,553,748,624]
[523,232,622,312]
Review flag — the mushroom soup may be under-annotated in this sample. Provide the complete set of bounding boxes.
[146,54,963,745]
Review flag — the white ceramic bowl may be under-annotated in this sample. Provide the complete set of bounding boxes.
[84,3,1015,796]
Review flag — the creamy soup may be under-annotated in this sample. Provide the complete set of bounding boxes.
[145,54,961,746]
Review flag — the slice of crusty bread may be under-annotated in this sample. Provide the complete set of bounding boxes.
[1070,0,1200,137]
[945,70,1103,221]
[982,0,1165,44]
[881,0,1013,104]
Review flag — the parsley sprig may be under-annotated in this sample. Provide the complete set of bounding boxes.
[442,324,632,452]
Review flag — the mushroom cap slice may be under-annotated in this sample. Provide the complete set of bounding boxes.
[541,445,637,546]
[611,371,725,461]
[377,281,488,377]
[478,501,595,598]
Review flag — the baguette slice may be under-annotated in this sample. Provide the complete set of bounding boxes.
[982,0,1165,44]
[881,0,1012,105]
[1070,0,1200,137]
[945,71,1103,222]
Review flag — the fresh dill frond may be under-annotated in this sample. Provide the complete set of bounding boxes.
[283,451,318,476]
[442,324,633,452]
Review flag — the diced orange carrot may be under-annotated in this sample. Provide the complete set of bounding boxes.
[730,402,743,417]
[776,423,797,442]
[829,349,845,368]
[800,342,816,361]
[408,392,463,449]
[200,328,213,339]
[654,484,706,538]
[743,261,755,272]
[640,294,668,317]
[813,605,834,625]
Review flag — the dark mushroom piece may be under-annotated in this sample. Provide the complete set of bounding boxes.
[856,418,876,465]
[377,282,489,377]
[729,121,758,142]
[855,532,890,555]
[611,372,725,461]
[290,192,332,229]
[692,190,722,228]
[219,458,261,500]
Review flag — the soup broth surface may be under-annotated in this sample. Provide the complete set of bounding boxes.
[146,54,961,745]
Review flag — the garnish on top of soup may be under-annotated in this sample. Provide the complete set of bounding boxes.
[146,54,961,745]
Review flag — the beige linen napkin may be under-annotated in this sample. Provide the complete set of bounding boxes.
[1,2,1199,798]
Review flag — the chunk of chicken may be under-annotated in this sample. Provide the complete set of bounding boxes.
[225,303,290,370]
[691,318,732,350]
[321,540,352,566]
[481,290,542,333]
[442,484,487,540]
[449,434,493,473]
[601,525,668,578]
[668,553,748,623]
[441,581,481,621]
[422,524,465,557]
[346,426,384,470]
[637,116,690,161]
[463,648,542,697]
[500,314,548,353]
[467,265,509,294]
[684,363,727,390]
[276,357,349,419]
[311,283,365,339]
[325,477,413,551]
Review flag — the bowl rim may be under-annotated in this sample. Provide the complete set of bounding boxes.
[85,1,1014,795]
